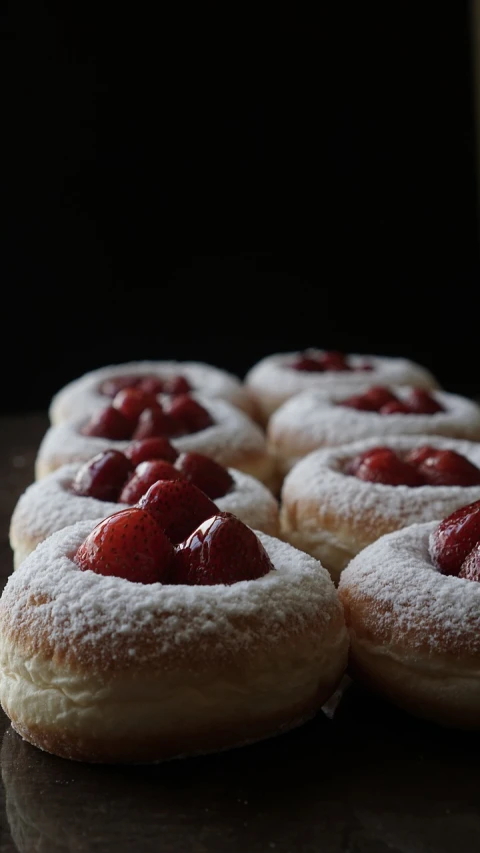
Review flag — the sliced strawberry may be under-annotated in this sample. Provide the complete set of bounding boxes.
[138,479,218,544]
[72,450,133,501]
[132,404,175,439]
[163,375,191,395]
[112,388,158,425]
[430,499,480,575]
[354,448,425,486]
[458,542,480,582]
[406,388,444,414]
[417,450,480,487]
[119,460,184,504]
[74,508,174,583]
[81,406,133,440]
[345,446,398,476]
[125,437,178,467]
[174,452,234,499]
[172,512,274,585]
[165,395,214,435]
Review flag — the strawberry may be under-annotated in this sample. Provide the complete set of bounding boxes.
[416,449,480,487]
[81,406,133,440]
[316,350,350,371]
[136,376,165,395]
[164,395,213,435]
[119,460,184,504]
[112,387,158,425]
[379,400,412,415]
[339,394,378,412]
[72,450,133,501]
[174,452,233,499]
[138,479,218,543]
[74,508,174,583]
[345,446,398,476]
[406,388,444,414]
[430,500,480,575]
[458,542,480,582]
[99,375,141,398]
[163,375,191,395]
[404,445,438,467]
[173,512,274,585]
[132,404,175,440]
[124,437,178,467]
[361,386,399,410]
[354,448,425,486]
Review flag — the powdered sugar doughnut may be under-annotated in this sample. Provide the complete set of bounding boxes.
[0,520,348,762]
[245,351,439,423]
[281,435,480,583]
[36,396,275,487]
[269,388,480,475]
[50,361,256,424]
[338,521,480,728]
[11,463,280,568]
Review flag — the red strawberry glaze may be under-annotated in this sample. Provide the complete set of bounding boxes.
[74,508,175,583]
[429,500,480,575]
[173,512,274,585]
[119,460,184,504]
[138,479,218,544]
[174,452,233,500]
[81,407,133,440]
[124,437,178,466]
[72,450,133,502]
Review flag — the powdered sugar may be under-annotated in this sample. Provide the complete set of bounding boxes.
[1,520,339,670]
[10,463,279,562]
[282,435,480,546]
[269,388,480,469]
[50,361,254,424]
[36,396,273,484]
[245,351,439,420]
[339,521,480,656]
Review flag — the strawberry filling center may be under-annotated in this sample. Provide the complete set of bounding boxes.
[345,445,480,487]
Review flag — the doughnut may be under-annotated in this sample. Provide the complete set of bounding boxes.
[338,518,480,728]
[245,350,439,423]
[50,360,257,424]
[281,435,480,583]
[0,516,348,763]
[268,387,480,475]
[11,457,280,568]
[36,395,276,488]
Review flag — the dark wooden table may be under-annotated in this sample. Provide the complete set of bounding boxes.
[1,415,480,853]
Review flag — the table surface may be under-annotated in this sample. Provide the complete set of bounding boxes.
[1,415,480,853]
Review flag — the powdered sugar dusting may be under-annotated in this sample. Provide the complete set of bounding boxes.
[50,361,253,424]
[36,396,272,481]
[1,521,339,672]
[282,435,480,545]
[339,521,480,656]
[269,388,480,460]
[11,464,279,558]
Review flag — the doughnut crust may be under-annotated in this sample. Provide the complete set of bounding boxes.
[0,522,348,763]
[268,388,480,475]
[338,522,480,728]
[280,435,480,583]
[11,463,280,568]
[50,360,257,424]
[245,351,439,423]
[36,396,276,488]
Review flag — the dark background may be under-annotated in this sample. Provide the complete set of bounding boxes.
[3,2,480,412]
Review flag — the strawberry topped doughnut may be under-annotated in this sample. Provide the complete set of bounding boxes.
[36,393,276,488]
[245,350,439,423]
[0,482,348,763]
[11,441,280,567]
[339,499,480,727]
[50,360,256,424]
[268,386,480,475]
[281,435,480,582]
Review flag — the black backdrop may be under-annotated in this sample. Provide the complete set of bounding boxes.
[3,3,480,411]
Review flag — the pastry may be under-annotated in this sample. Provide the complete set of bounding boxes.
[0,483,348,762]
[281,435,480,582]
[11,442,280,567]
[245,350,439,423]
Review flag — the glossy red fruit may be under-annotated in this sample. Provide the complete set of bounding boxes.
[112,388,158,425]
[175,451,234,499]
[340,394,378,412]
[379,400,412,415]
[317,350,350,371]
[173,512,274,585]
[119,460,184,504]
[355,448,425,486]
[72,450,134,502]
[361,386,399,410]
[417,450,480,487]
[345,446,398,476]
[458,542,480,582]
[290,355,324,372]
[125,437,178,467]
[136,376,165,395]
[99,375,140,398]
[138,479,218,544]
[165,395,213,435]
[404,445,438,467]
[132,404,175,440]
[74,508,175,583]
[430,500,480,575]
[81,406,133,440]
[163,375,191,395]
[406,388,444,414]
